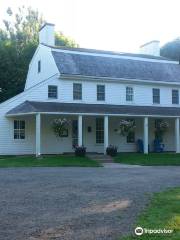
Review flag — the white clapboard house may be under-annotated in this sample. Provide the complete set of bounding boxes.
[1,23,180,156]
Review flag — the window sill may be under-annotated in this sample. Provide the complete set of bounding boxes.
[48,98,58,100]
[125,101,135,104]
[152,103,160,105]
[13,139,26,142]
[73,99,84,102]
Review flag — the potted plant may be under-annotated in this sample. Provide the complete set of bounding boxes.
[106,145,118,157]
[74,145,86,157]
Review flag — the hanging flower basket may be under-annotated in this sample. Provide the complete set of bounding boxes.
[117,119,136,136]
[52,118,71,137]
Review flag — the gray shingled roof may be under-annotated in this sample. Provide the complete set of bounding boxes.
[47,44,169,60]
[6,101,180,116]
[52,50,180,83]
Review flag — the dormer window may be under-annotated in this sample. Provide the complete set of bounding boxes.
[38,60,41,73]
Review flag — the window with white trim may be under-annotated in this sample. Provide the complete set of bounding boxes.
[73,83,82,100]
[172,89,179,104]
[97,85,105,101]
[38,60,41,73]
[126,87,133,102]
[48,85,58,99]
[14,120,25,139]
[96,118,104,144]
[153,88,160,104]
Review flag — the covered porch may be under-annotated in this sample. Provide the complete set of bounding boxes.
[6,101,180,156]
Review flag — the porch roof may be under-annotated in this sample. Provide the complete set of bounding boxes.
[6,101,180,117]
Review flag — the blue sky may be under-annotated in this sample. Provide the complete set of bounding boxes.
[1,0,180,53]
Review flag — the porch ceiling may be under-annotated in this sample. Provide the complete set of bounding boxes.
[6,100,180,117]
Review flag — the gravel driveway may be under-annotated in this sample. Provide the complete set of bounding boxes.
[0,166,180,240]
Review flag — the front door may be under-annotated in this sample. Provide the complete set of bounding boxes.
[72,120,78,148]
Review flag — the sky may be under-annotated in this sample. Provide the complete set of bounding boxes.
[0,0,180,53]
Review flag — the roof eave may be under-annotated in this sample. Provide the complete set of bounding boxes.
[60,74,180,86]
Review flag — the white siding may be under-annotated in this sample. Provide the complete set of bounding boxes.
[57,79,180,107]
[25,44,59,90]
[0,75,59,155]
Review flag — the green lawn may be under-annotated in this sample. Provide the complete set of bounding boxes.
[0,155,101,167]
[114,153,180,166]
[122,188,180,240]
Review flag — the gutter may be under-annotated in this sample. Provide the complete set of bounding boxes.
[59,74,180,86]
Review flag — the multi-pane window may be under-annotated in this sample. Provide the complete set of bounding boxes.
[73,83,82,100]
[48,85,58,99]
[14,120,25,139]
[38,60,41,73]
[153,88,160,104]
[96,118,104,144]
[172,89,179,104]
[126,87,133,101]
[97,85,105,101]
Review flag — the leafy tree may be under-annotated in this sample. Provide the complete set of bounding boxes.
[55,32,78,47]
[160,38,180,61]
[0,6,78,103]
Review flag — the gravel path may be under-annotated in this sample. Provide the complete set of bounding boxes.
[0,166,179,240]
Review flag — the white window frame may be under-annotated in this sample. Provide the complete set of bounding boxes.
[172,89,179,105]
[13,120,25,140]
[97,85,105,101]
[73,83,82,100]
[48,85,58,99]
[126,86,134,102]
[153,88,160,104]
[38,60,41,73]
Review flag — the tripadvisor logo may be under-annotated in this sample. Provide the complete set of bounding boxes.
[135,227,143,236]
[135,226,173,236]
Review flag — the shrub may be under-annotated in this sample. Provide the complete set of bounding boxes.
[75,146,86,157]
[106,145,118,157]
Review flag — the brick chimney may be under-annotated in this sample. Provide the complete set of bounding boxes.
[39,23,55,46]
[139,40,160,56]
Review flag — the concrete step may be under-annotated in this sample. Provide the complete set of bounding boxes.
[87,154,113,163]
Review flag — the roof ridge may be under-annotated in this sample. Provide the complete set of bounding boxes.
[23,101,37,112]
[42,43,173,61]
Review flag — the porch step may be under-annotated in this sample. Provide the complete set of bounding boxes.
[87,154,113,163]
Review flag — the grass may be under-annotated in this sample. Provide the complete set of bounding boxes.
[0,155,101,167]
[122,187,180,240]
[114,153,180,166]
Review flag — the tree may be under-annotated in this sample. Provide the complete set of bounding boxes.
[55,32,79,48]
[0,6,78,103]
[160,38,180,61]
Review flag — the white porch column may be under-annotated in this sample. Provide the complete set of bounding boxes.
[104,115,109,154]
[36,113,41,157]
[175,118,180,153]
[78,115,83,146]
[144,117,149,154]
